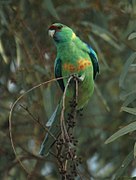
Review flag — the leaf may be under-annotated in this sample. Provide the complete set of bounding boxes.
[15,36,22,67]
[134,143,136,158]
[0,6,9,26]
[0,0,11,4]
[95,83,110,112]
[117,177,134,180]
[105,121,136,144]
[128,32,136,40]
[114,151,134,180]
[43,0,60,20]
[19,0,31,19]
[120,89,136,101]
[0,38,9,64]
[33,64,48,75]
[82,21,124,51]
[88,35,110,69]
[119,52,136,89]
[122,92,136,107]
[121,107,136,116]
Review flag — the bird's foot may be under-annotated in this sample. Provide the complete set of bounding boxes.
[78,74,85,81]
[71,74,85,82]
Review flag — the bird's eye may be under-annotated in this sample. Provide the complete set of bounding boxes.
[57,25,63,30]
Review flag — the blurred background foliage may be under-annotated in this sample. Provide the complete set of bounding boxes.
[0,0,136,179]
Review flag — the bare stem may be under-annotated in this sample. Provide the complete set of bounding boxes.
[20,104,56,141]
[55,74,83,179]
[60,76,73,142]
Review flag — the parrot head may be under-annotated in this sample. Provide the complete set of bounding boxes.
[48,23,76,43]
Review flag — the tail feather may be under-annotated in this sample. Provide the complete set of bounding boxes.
[39,103,62,156]
[46,104,59,127]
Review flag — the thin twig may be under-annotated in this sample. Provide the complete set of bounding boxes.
[60,76,73,142]
[9,76,68,175]
[20,104,56,140]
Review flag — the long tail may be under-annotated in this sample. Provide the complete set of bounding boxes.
[39,102,62,156]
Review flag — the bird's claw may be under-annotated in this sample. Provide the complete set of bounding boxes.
[71,74,85,82]
[79,74,85,81]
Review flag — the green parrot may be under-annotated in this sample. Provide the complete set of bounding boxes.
[39,23,99,156]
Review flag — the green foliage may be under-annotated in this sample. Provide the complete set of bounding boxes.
[119,52,136,89]
[115,151,134,180]
[0,0,136,179]
[105,121,136,144]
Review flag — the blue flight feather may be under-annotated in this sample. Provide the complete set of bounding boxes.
[86,44,99,79]
[54,58,65,91]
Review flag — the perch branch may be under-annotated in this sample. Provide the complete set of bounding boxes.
[55,74,82,179]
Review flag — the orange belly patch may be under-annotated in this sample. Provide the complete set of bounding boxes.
[63,59,92,72]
